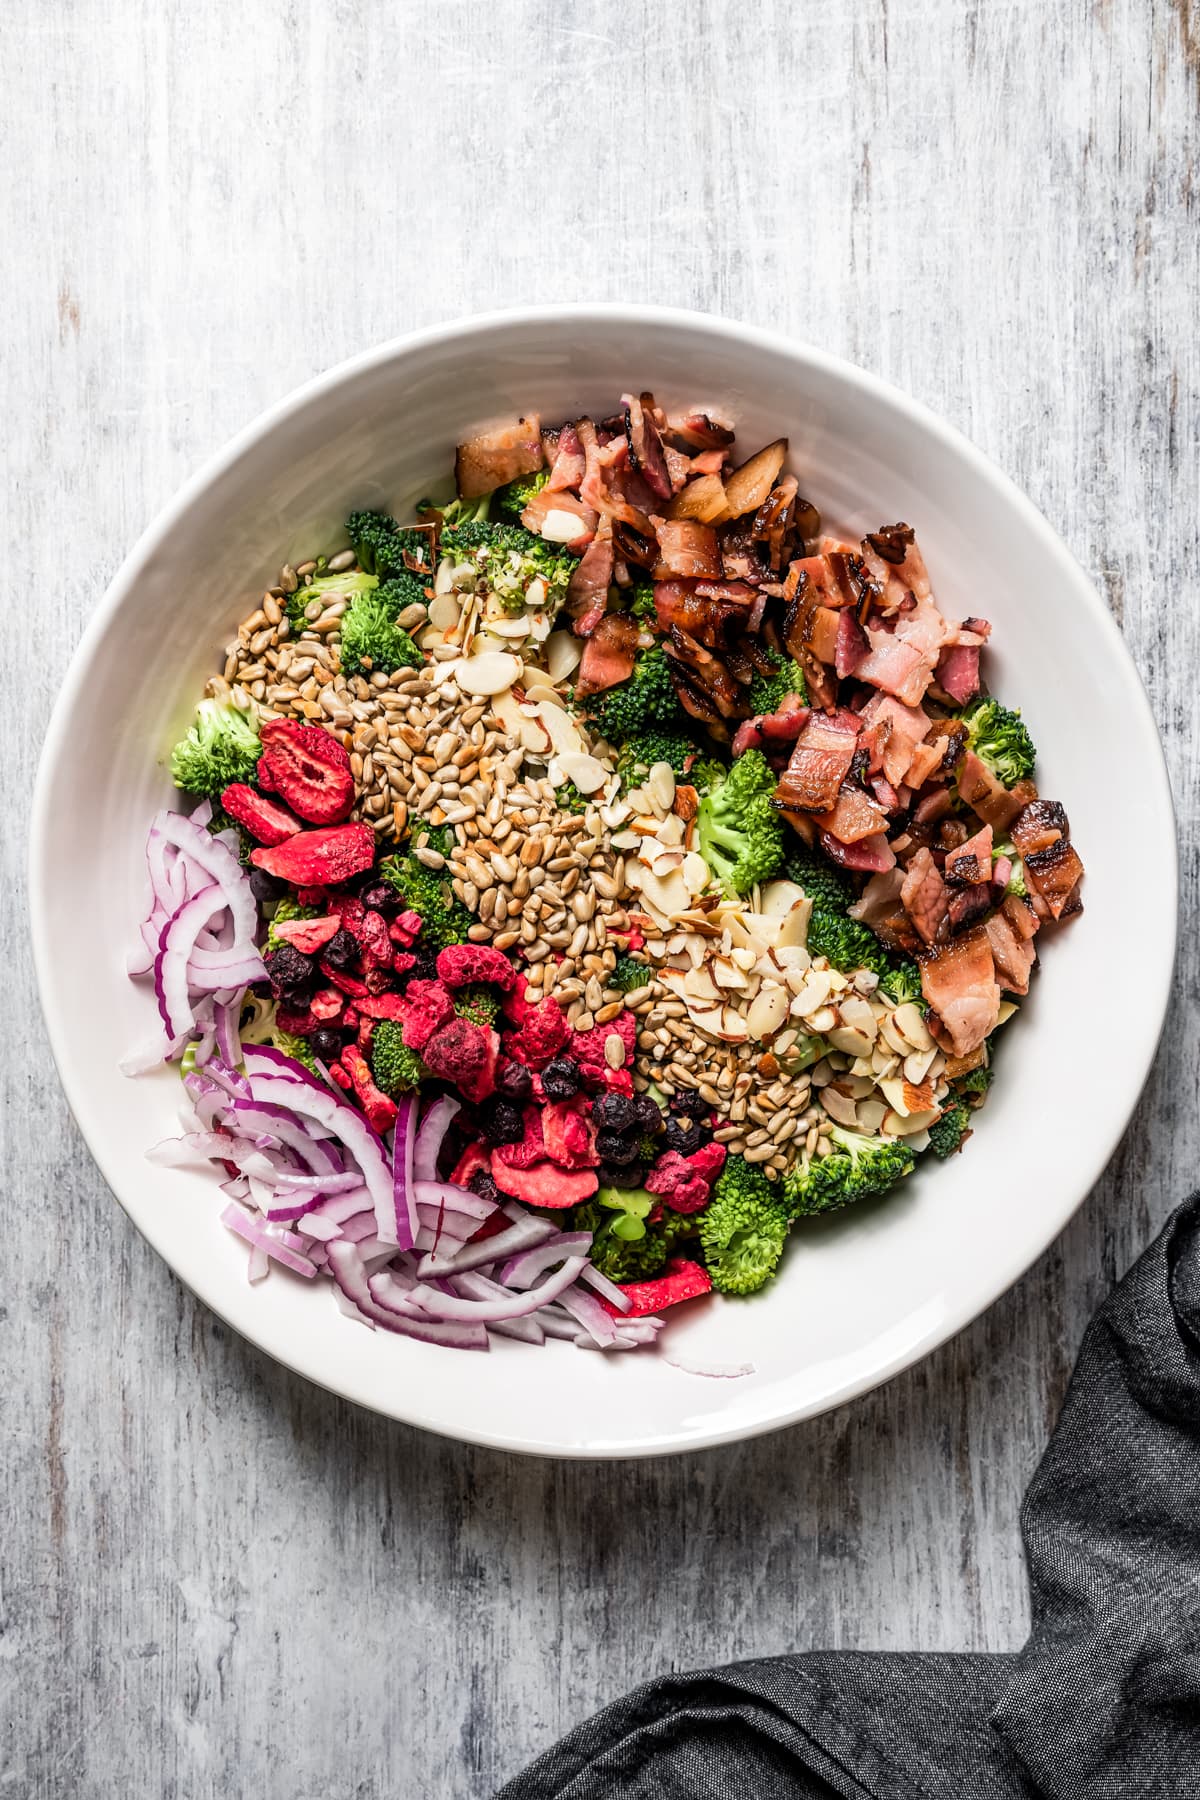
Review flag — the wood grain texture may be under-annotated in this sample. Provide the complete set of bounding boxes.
[3,1,1197,1793]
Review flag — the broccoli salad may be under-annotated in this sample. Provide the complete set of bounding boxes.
[128,395,1084,1357]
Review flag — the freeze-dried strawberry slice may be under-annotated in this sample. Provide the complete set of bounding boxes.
[250,822,375,886]
[256,718,354,825]
[270,915,340,954]
[599,1258,712,1318]
[489,1156,598,1209]
[219,783,302,846]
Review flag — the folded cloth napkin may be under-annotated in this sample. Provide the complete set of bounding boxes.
[499,1192,1200,1799]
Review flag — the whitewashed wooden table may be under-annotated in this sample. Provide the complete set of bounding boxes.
[6,3,1197,1794]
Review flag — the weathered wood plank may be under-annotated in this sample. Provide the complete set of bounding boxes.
[3,1,1196,1794]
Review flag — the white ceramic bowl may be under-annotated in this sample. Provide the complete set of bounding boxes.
[30,306,1176,1458]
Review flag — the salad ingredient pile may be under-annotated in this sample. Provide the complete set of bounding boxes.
[130,392,1084,1356]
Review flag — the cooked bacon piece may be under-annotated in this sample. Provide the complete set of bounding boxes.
[985,908,1037,995]
[808,606,841,665]
[835,609,869,678]
[936,642,981,704]
[962,615,992,640]
[566,521,615,637]
[731,698,810,758]
[870,772,901,812]
[664,412,736,452]
[854,630,930,706]
[1002,892,1039,940]
[665,628,747,718]
[849,867,906,930]
[520,486,597,546]
[612,517,658,571]
[894,596,953,663]
[859,524,933,608]
[945,823,993,886]
[775,712,859,812]
[816,784,889,846]
[918,927,1001,1058]
[947,885,992,933]
[913,786,954,826]
[689,448,728,475]
[654,579,754,648]
[900,847,948,945]
[576,611,639,697]
[1022,833,1085,921]
[653,520,723,580]
[957,750,1025,832]
[904,737,947,791]
[1010,799,1067,856]
[455,416,542,499]
[623,393,673,500]
[545,423,585,492]
[789,552,874,614]
[576,417,654,533]
[820,830,896,873]
[857,693,932,788]
[751,476,799,572]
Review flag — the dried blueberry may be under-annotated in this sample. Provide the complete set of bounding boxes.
[541,1056,580,1100]
[598,1161,645,1189]
[323,927,360,971]
[264,945,315,1000]
[359,882,399,915]
[592,1092,637,1132]
[311,1027,344,1062]
[631,1094,665,1133]
[595,1129,641,1164]
[495,1058,533,1100]
[467,1167,499,1205]
[480,1099,524,1146]
[664,1117,708,1156]
[250,867,286,903]
[669,1089,710,1119]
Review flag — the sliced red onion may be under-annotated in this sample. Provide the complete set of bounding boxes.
[416,1212,556,1279]
[225,1100,342,1177]
[413,1096,460,1183]
[577,1263,633,1313]
[187,951,266,989]
[555,1284,621,1347]
[327,1242,488,1347]
[120,1028,190,1076]
[221,1203,316,1277]
[529,1307,581,1341]
[452,1273,548,1344]
[575,1332,639,1351]
[310,1187,373,1225]
[296,1213,340,1241]
[153,808,259,944]
[213,998,242,1070]
[408,1256,585,1322]
[149,1131,275,1179]
[498,1233,593,1289]
[412,1180,497,1222]
[240,1049,393,1228]
[414,1203,472,1245]
[387,1093,418,1250]
[202,1060,251,1100]
[246,1245,270,1283]
[340,1211,382,1244]
[155,883,227,1040]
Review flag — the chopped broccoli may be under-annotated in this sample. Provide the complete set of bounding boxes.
[698,1155,791,1295]
[927,1102,972,1159]
[959,695,1036,788]
[271,1026,319,1074]
[747,653,808,716]
[378,851,474,952]
[370,1019,428,1098]
[695,748,785,895]
[345,509,435,580]
[617,728,700,781]
[265,896,319,953]
[593,1184,655,1241]
[590,646,686,741]
[439,518,577,615]
[575,1194,694,1283]
[169,697,261,802]
[285,566,378,631]
[784,1127,916,1219]
[878,959,923,1006]
[338,583,424,676]
[612,955,653,995]
[689,755,729,796]
[952,1064,995,1102]
[554,780,590,816]
[492,468,550,522]
[630,582,658,625]
[993,838,1028,897]
[454,985,500,1027]
[784,848,916,994]
[783,846,852,912]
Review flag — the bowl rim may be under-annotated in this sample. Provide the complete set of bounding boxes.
[29,303,1179,1457]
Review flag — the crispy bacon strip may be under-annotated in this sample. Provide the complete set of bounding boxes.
[774,711,859,813]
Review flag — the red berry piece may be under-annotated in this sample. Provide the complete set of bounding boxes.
[256,718,354,825]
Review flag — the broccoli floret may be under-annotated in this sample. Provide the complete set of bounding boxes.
[695,748,785,895]
[454,985,500,1027]
[439,518,577,615]
[575,1195,694,1284]
[698,1155,791,1296]
[170,697,261,802]
[783,847,853,912]
[265,896,319,953]
[492,468,550,522]
[630,582,658,625]
[993,838,1028,897]
[927,1102,972,1159]
[370,1019,428,1098]
[339,585,424,676]
[747,653,808,716]
[689,755,729,796]
[878,959,923,1005]
[285,566,378,631]
[617,728,700,781]
[953,1064,995,1100]
[271,1026,319,1074]
[378,851,474,952]
[590,646,685,741]
[612,955,653,995]
[959,695,1036,788]
[345,509,435,580]
[785,1127,916,1219]
[554,781,590,816]
[784,848,915,992]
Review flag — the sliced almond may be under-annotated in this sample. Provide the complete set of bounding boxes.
[776,896,814,950]
[681,851,710,895]
[819,1085,860,1127]
[883,1106,941,1138]
[826,1026,873,1058]
[758,879,806,918]
[647,762,676,812]
[639,865,690,918]
[746,984,790,1040]
[428,590,461,630]
[456,651,521,697]
[855,1098,888,1133]
[522,682,565,709]
[541,507,590,543]
[893,1002,933,1052]
[554,751,607,794]
[711,955,750,991]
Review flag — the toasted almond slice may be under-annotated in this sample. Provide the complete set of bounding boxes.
[883,1106,941,1138]
[819,1085,860,1127]
[647,763,677,811]
[746,984,790,1040]
[826,1026,873,1058]
[758,879,806,917]
[455,650,522,697]
[541,506,591,542]
[428,590,461,630]
[546,630,583,683]
[893,1002,933,1052]
[639,866,690,917]
[681,851,710,895]
[711,956,750,991]
[682,965,721,1002]
[523,682,566,709]
[776,896,814,949]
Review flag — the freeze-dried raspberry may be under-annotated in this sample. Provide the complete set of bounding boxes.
[256,718,354,825]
